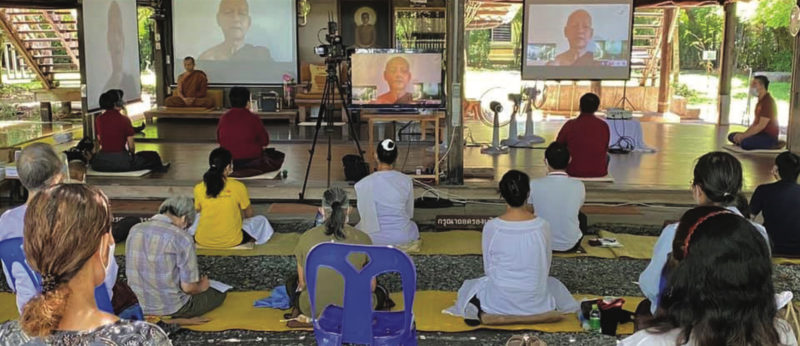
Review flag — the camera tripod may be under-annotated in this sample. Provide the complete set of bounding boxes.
[299,59,365,201]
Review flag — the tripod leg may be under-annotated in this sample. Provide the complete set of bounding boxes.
[298,75,333,200]
[335,80,366,159]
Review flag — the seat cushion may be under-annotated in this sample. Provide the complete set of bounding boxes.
[309,64,327,94]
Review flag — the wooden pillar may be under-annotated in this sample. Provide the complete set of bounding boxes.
[717,2,737,125]
[787,1,800,153]
[153,19,166,107]
[658,8,676,113]
[445,0,465,185]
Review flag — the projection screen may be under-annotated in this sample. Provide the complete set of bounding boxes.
[82,0,142,110]
[171,0,298,85]
[522,0,633,80]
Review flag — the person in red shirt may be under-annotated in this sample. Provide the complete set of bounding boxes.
[217,87,284,177]
[91,90,168,172]
[728,76,781,150]
[556,93,610,177]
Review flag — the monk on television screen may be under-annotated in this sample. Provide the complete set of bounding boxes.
[350,51,443,107]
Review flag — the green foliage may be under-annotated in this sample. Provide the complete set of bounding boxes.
[678,7,723,70]
[467,30,491,68]
[510,9,523,68]
[753,0,793,29]
[138,7,154,72]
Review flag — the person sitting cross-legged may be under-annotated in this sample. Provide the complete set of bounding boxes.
[287,187,393,321]
[217,86,284,178]
[192,147,274,248]
[555,93,610,178]
[750,151,800,257]
[126,196,226,320]
[621,206,797,345]
[165,56,215,108]
[529,142,587,252]
[447,170,579,325]
[355,139,420,251]
[727,75,782,150]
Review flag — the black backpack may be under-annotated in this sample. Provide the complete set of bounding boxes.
[342,154,369,183]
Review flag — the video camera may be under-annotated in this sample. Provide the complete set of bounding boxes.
[314,17,350,64]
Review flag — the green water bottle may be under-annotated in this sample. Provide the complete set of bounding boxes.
[589,304,601,332]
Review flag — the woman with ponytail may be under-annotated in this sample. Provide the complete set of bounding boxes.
[637,151,771,320]
[0,184,169,344]
[192,147,273,248]
[446,170,579,324]
[750,151,800,256]
[291,187,390,318]
[355,139,420,251]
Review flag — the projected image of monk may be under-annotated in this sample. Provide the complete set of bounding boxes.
[103,0,138,94]
[198,0,273,62]
[374,57,413,104]
[549,10,596,66]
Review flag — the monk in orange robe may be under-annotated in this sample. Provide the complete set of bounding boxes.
[165,56,216,108]
[374,57,414,104]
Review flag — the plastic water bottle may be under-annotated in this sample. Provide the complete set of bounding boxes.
[589,304,601,332]
[314,210,324,227]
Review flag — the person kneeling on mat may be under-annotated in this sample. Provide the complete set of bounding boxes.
[446,170,579,325]
[126,196,226,320]
[91,90,169,172]
[191,147,274,248]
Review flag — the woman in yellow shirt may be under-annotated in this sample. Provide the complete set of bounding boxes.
[192,147,274,248]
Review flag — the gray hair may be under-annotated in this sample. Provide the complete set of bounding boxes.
[322,187,349,239]
[18,143,63,192]
[158,196,196,223]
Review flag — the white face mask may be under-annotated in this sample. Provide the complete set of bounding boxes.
[750,87,759,97]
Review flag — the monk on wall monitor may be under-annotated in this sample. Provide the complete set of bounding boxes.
[375,57,413,104]
[165,57,215,108]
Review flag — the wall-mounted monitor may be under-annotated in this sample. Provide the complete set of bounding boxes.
[350,49,443,109]
[171,0,298,85]
[82,0,142,110]
[522,0,633,80]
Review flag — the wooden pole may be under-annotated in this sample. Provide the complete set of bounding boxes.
[657,8,676,113]
[787,1,800,153]
[445,0,465,185]
[717,2,737,126]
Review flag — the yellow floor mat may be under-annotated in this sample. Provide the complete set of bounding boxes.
[597,231,657,260]
[0,293,18,323]
[182,290,642,334]
[114,231,629,259]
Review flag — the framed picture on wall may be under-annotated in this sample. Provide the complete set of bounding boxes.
[340,0,392,49]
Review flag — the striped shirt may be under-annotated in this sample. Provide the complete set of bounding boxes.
[125,214,199,316]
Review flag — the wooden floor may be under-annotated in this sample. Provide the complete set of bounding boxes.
[89,118,777,204]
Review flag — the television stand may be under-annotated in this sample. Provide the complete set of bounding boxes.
[374,108,421,114]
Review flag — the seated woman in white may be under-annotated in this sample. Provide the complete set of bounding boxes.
[622,206,796,345]
[445,170,579,324]
[355,139,420,250]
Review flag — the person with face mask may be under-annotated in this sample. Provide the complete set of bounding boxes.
[635,151,771,323]
[0,184,170,345]
[0,144,118,314]
[727,75,781,150]
[126,196,226,319]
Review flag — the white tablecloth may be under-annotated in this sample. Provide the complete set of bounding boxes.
[604,118,656,152]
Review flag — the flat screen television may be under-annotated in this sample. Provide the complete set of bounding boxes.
[522,0,634,80]
[350,49,444,109]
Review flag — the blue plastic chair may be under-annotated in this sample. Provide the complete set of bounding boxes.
[306,243,417,346]
[0,237,114,314]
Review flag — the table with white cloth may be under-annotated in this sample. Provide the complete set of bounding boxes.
[603,118,656,152]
